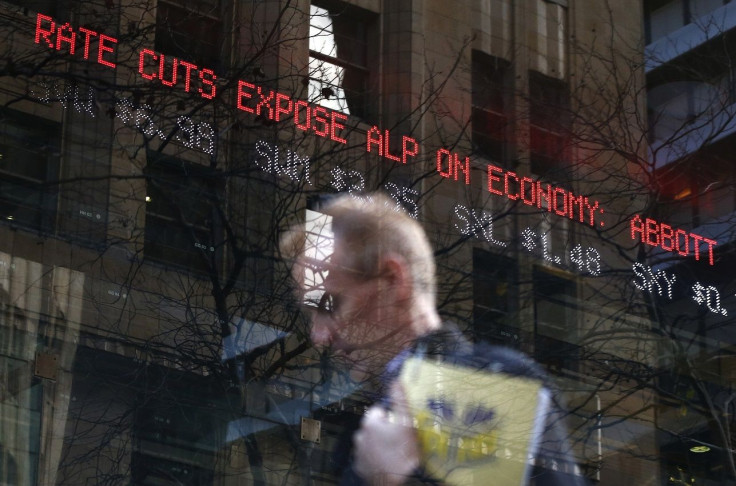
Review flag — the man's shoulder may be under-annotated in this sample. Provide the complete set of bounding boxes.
[417,322,548,383]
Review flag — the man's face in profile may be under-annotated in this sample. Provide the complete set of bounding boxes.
[301,245,401,376]
[297,209,406,376]
[304,243,379,351]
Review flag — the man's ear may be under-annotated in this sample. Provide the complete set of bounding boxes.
[379,253,412,301]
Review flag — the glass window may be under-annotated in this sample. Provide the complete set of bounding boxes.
[647,30,736,144]
[144,153,222,273]
[132,396,218,485]
[471,51,511,165]
[644,0,727,43]
[0,109,60,234]
[529,71,570,180]
[533,267,579,373]
[301,208,334,308]
[647,0,686,43]
[155,0,224,70]
[69,346,223,486]
[473,249,520,346]
[657,150,736,229]
[1,0,62,16]
[308,3,373,120]
[690,0,726,20]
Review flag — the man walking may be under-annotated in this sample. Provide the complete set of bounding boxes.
[281,193,586,486]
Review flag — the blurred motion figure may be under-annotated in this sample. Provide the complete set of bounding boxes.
[281,193,588,486]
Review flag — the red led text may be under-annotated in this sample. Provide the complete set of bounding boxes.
[237,81,348,144]
[487,165,603,228]
[437,149,470,185]
[367,127,419,164]
[630,215,717,266]
[34,13,117,69]
[138,49,216,99]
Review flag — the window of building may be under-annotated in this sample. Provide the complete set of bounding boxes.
[657,376,728,484]
[155,0,224,71]
[656,150,736,229]
[645,0,686,43]
[529,71,571,180]
[1,0,65,17]
[533,266,579,373]
[70,346,222,486]
[471,51,511,164]
[144,153,222,273]
[308,2,375,121]
[132,396,218,486]
[647,32,736,145]
[690,0,729,18]
[647,79,697,143]
[295,197,335,309]
[645,0,730,44]
[472,249,520,346]
[228,177,277,294]
[0,109,60,234]
[532,0,568,76]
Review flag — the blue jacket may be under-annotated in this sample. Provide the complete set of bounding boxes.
[334,323,591,486]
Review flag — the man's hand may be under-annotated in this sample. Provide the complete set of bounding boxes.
[352,384,420,486]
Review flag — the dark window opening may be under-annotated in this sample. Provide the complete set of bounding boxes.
[1,0,66,18]
[155,0,225,71]
[144,153,223,274]
[533,266,579,374]
[472,51,511,165]
[529,71,571,181]
[644,0,687,44]
[70,346,222,486]
[657,377,730,485]
[309,1,376,122]
[0,109,60,234]
[472,248,520,347]
[655,137,736,229]
[228,178,277,294]
[132,395,218,486]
